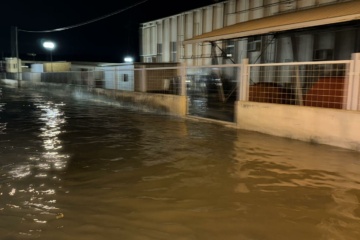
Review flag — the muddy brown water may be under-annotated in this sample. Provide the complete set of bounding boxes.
[1,85,360,240]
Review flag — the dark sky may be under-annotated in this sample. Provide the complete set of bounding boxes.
[0,0,223,63]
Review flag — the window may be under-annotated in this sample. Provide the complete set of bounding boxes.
[143,56,153,63]
[225,40,235,58]
[247,36,261,52]
[157,43,162,62]
[170,42,177,62]
[123,74,129,82]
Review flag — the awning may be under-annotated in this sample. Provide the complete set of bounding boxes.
[184,1,360,44]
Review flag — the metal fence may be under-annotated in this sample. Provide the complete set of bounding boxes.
[18,55,360,113]
[238,55,360,112]
[22,66,186,95]
[185,65,240,121]
[185,59,360,113]
[246,61,350,109]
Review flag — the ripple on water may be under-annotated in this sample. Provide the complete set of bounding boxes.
[0,86,360,240]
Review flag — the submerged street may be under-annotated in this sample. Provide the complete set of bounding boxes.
[1,85,360,240]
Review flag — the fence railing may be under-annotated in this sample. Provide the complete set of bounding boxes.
[241,53,360,111]
[16,53,360,112]
[245,61,351,109]
[21,66,186,95]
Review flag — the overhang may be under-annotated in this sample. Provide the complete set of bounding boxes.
[184,1,360,44]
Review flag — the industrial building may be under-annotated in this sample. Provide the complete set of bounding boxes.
[138,0,360,151]
[140,0,360,65]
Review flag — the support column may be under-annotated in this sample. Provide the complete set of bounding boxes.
[14,26,21,88]
[179,63,187,96]
[239,58,249,101]
[346,53,360,110]
[139,66,147,92]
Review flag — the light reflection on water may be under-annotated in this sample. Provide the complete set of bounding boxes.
[1,87,68,239]
[0,86,360,240]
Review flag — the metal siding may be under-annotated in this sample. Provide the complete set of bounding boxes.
[163,19,170,62]
[226,1,236,26]
[184,1,360,44]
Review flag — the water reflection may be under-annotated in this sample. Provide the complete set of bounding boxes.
[0,89,68,239]
[1,86,360,240]
[0,99,6,134]
[36,101,68,170]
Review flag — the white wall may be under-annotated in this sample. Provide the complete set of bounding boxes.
[31,64,44,73]
[235,101,360,151]
[101,65,134,91]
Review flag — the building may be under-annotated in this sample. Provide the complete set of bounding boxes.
[140,0,360,66]
[139,0,360,152]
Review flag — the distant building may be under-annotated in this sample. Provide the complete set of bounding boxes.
[140,0,360,65]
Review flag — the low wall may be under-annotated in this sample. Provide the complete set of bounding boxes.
[90,88,186,116]
[235,101,360,151]
[0,79,187,117]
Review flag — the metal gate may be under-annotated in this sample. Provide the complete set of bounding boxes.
[186,66,239,122]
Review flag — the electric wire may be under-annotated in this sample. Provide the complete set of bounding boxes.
[18,0,149,33]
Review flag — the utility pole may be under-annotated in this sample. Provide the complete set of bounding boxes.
[14,26,21,88]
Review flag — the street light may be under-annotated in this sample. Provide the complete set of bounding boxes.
[43,41,56,72]
[124,56,133,63]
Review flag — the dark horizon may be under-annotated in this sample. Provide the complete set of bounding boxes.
[0,0,225,63]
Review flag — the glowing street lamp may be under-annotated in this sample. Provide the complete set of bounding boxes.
[124,56,133,63]
[43,41,56,61]
[43,41,56,72]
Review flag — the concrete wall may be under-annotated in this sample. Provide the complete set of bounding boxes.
[91,88,187,116]
[43,62,71,72]
[0,79,187,117]
[22,72,42,82]
[235,101,360,151]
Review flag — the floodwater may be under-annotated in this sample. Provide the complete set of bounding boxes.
[1,85,360,240]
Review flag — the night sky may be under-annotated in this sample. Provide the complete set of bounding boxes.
[0,0,224,63]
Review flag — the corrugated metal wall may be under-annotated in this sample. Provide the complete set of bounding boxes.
[139,0,348,65]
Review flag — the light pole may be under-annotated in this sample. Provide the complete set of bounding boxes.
[14,26,21,87]
[43,41,56,72]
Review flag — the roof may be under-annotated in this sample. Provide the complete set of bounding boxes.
[184,1,360,44]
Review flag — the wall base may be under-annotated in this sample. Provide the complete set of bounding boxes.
[236,101,360,151]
